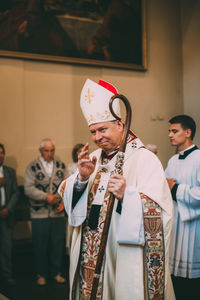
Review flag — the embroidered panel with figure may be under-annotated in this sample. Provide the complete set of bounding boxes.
[140,193,165,300]
[80,166,110,299]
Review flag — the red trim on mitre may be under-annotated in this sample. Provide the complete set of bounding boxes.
[98,80,118,94]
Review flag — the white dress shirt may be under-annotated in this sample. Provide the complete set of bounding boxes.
[39,157,53,178]
[0,166,6,206]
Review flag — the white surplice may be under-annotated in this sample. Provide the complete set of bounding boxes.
[60,140,175,300]
[165,147,200,278]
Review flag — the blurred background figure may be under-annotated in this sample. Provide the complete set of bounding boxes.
[67,143,84,176]
[146,144,158,155]
[24,138,67,286]
[0,143,19,287]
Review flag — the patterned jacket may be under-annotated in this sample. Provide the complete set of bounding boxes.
[24,157,67,219]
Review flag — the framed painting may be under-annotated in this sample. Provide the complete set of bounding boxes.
[0,0,147,71]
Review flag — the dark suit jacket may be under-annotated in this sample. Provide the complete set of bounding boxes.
[0,166,19,227]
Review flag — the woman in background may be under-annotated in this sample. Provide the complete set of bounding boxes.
[67,143,84,176]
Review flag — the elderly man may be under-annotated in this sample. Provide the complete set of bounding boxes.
[0,143,19,286]
[59,79,175,299]
[24,138,67,286]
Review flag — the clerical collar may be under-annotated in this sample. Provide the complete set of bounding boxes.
[178,145,198,160]
[102,147,119,160]
[101,135,136,160]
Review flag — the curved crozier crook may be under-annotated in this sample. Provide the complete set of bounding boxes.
[109,94,132,153]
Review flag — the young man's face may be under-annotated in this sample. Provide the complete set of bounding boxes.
[168,123,191,148]
[39,141,55,163]
[89,120,124,153]
[0,147,5,166]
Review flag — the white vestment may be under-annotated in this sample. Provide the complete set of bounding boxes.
[60,141,175,300]
[165,147,200,278]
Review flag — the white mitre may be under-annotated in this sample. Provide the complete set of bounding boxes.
[80,78,121,126]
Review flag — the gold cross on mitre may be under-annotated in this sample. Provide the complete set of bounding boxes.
[85,88,94,104]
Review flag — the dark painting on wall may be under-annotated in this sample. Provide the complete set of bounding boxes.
[0,0,147,70]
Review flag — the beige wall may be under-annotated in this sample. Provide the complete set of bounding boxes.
[0,0,183,189]
[180,0,200,147]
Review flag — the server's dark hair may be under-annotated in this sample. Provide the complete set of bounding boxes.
[169,115,196,140]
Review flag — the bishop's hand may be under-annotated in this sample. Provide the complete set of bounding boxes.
[108,174,126,201]
[78,143,97,181]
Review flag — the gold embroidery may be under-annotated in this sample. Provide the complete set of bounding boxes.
[87,111,112,124]
[85,88,94,104]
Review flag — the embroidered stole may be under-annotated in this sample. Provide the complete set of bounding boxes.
[142,194,165,300]
[80,168,109,299]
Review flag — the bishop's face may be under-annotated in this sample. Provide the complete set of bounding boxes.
[89,120,124,153]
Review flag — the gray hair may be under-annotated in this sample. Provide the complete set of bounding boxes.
[146,144,158,154]
[39,138,55,149]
